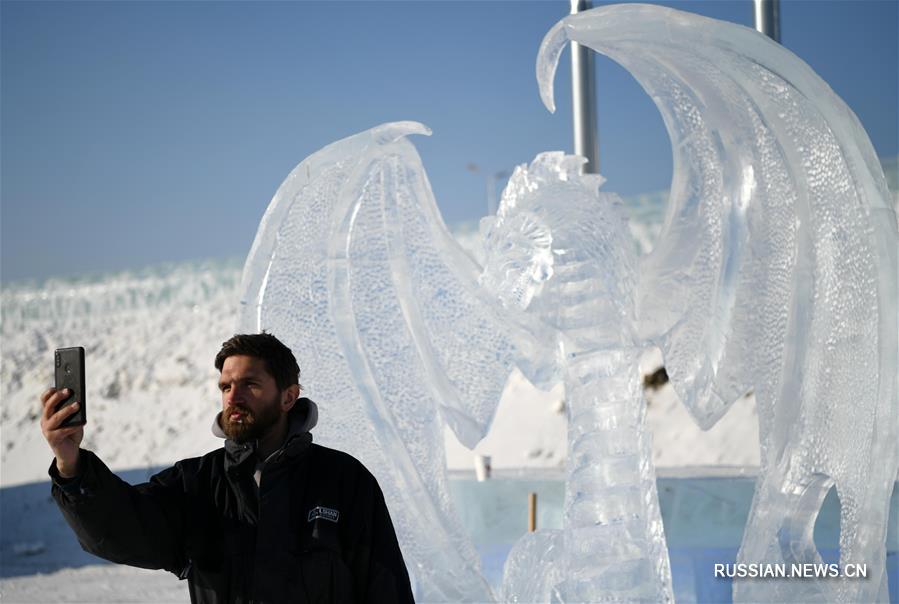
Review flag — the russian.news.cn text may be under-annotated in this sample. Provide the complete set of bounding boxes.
[714,563,867,579]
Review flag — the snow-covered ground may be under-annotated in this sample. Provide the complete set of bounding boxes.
[443,356,760,473]
[1,566,189,603]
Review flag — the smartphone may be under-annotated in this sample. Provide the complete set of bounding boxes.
[54,347,86,427]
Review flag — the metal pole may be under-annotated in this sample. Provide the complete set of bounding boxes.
[570,0,598,174]
[753,0,781,43]
[528,492,537,532]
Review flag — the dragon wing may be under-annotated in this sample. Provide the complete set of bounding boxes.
[537,5,897,602]
[236,122,554,601]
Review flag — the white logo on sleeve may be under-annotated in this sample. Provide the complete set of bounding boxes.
[307,506,340,523]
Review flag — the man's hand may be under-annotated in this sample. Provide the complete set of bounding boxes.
[40,388,84,478]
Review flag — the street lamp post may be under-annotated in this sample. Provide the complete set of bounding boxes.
[467,163,509,217]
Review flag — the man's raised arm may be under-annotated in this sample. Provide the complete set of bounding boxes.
[41,388,188,575]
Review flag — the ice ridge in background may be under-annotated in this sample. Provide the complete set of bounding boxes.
[0,259,241,486]
[538,4,898,603]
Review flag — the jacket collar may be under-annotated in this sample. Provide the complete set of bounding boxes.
[212,397,318,471]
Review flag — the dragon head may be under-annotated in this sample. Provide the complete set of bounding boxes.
[479,152,638,351]
[478,152,608,310]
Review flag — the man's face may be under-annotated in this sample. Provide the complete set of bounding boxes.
[218,355,286,443]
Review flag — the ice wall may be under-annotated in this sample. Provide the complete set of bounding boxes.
[1,261,240,487]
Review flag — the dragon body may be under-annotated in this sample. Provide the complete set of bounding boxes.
[480,153,672,602]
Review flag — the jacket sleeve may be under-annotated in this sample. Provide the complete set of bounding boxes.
[348,472,415,604]
[50,449,188,575]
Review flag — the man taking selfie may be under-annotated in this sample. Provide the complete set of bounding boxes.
[41,333,415,603]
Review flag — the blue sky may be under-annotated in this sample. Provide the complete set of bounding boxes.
[2,0,896,282]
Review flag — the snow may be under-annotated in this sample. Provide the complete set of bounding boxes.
[2,566,189,603]
[445,351,760,474]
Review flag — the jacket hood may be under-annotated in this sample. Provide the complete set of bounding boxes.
[213,397,318,473]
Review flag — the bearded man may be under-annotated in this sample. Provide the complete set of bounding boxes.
[41,333,414,603]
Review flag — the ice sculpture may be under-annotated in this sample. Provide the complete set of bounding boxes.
[502,530,565,602]
[236,121,556,601]
[537,4,898,603]
[480,153,673,602]
[237,3,898,603]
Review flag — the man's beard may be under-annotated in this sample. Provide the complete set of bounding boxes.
[221,394,282,444]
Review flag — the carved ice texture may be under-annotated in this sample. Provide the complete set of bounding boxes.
[502,529,565,603]
[538,4,898,603]
[482,154,672,602]
[236,122,555,602]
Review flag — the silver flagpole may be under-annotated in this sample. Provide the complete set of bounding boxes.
[570,0,598,174]
[754,0,781,43]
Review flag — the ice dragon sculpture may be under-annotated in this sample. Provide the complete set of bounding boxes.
[237,4,897,603]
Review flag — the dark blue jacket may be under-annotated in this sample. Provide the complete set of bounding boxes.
[50,400,415,603]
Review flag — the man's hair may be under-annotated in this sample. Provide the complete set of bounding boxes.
[214,333,301,391]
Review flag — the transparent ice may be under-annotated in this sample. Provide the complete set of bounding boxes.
[502,529,565,602]
[480,153,673,602]
[237,4,897,603]
[537,4,898,603]
[237,121,557,602]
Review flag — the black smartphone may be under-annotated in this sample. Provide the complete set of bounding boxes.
[54,347,86,427]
